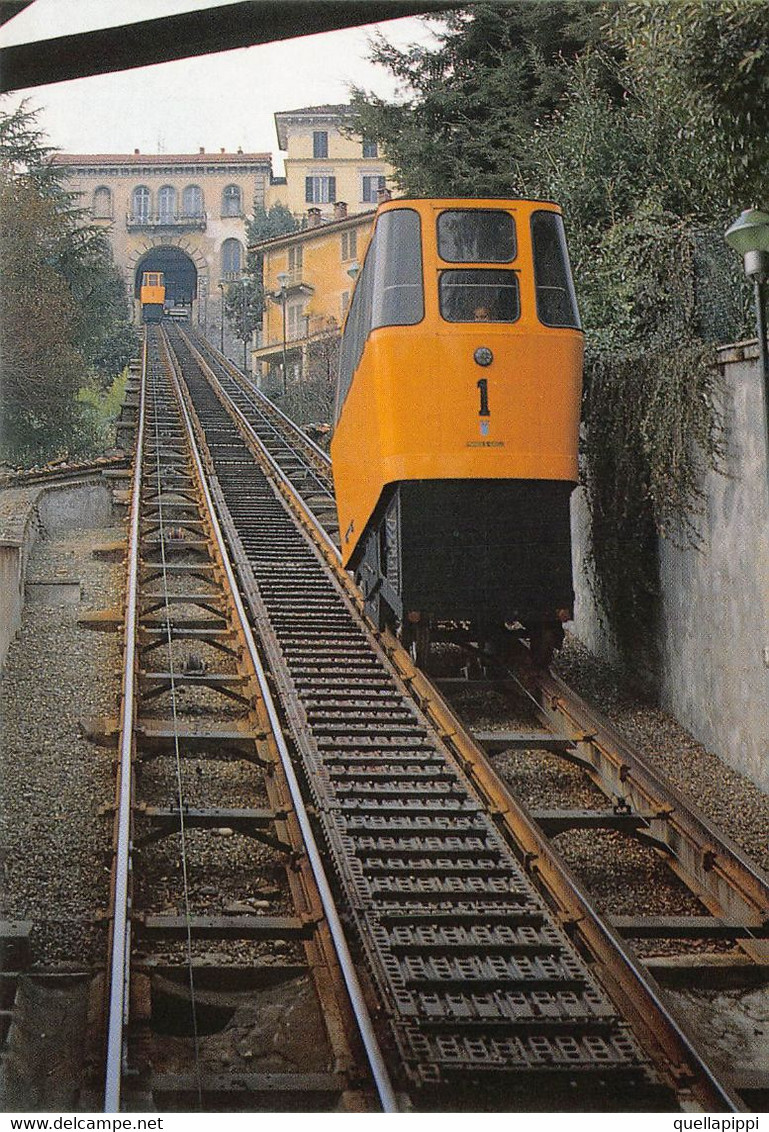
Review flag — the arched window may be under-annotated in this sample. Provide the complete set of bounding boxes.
[221,238,242,278]
[222,184,242,217]
[92,186,112,219]
[158,185,176,223]
[182,184,203,217]
[132,185,151,222]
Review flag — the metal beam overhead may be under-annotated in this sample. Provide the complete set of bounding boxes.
[0,0,457,93]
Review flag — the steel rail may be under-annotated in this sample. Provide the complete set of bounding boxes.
[104,334,148,1111]
[162,327,750,1109]
[160,327,399,1114]
[532,667,769,944]
[189,329,332,471]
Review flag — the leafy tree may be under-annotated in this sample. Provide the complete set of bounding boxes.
[0,100,137,462]
[349,2,613,197]
[0,170,93,460]
[224,201,299,346]
[608,0,769,204]
[247,201,298,245]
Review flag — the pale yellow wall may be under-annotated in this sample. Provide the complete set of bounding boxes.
[255,214,373,367]
[265,113,393,221]
[56,160,268,324]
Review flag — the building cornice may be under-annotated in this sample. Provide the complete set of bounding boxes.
[250,208,376,253]
[52,152,272,176]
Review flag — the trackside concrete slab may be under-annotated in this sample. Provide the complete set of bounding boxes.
[0,478,114,671]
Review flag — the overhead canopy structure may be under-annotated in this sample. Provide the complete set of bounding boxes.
[0,1,34,27]
[0,0,458,93]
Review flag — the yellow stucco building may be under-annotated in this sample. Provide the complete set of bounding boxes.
[253,204,376,386]
[267,104,394,223]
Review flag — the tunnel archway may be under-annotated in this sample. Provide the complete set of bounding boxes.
[134,246,198,306]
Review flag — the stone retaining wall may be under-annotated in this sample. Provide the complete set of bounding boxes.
[571,341,769,791]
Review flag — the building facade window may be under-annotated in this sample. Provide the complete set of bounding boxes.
[305,175,336,204]
[158,185,176,223]
[361,175,387,204]
[92,186,112,218]
[221,238,243,278]
[341,230,357,261]
[222,184,242,217]
[313,130,328,158]
[132,185,151,222]
[362,139,378,159]
[288,301,307,340]
[182,184,204,217]
[288,245,303,280]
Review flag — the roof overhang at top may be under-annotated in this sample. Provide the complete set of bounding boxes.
[274,104,354,151]
[0,0,458,94]
[250,206,376,252]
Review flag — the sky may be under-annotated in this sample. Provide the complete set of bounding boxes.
[0,0,438,164]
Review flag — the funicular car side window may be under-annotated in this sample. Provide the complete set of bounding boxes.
[371,209,424,329]
[531,210,581,329]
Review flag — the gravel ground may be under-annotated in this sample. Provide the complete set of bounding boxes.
[0,525,124,965]
[437,633,769,965]
[554,635,769,874]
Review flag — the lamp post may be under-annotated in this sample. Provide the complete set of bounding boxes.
[241,277,248,374]
[277,270,289,395]
[218,281,225,354]
[725,207,769,501]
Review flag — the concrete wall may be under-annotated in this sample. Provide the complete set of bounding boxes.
[36,481,113,534]
[571,342,769,791]
[0,497,39,674]
[0,478,114,671]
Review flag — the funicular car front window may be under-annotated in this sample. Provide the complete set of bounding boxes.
[439,269,520,322]
[437,210,516,263]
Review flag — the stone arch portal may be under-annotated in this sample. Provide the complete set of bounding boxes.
[134,246,198,306]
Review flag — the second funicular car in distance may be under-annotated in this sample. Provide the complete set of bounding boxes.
[140,271,166,323]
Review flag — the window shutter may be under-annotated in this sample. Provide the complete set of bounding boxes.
[305,176,314,203]
[329,177,336,203]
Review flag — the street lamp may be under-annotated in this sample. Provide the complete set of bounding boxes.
[218,281,225,354]
[241,277,249,374]
[277,270,289,394]
[725,207,769,500]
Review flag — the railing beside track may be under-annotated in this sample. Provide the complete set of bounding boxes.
[533,667,769,958]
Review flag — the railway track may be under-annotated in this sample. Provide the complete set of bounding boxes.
[102,327,386,1112]
[101,323,769,1112]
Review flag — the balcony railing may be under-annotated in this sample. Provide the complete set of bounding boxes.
[126,212,208,231]
[253,319,310,354]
